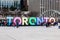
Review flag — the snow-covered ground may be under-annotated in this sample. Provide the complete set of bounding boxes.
[0,26,60,40]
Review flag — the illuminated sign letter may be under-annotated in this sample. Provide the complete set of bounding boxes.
[37,17,44,25]
[13,17,22,25]
[7,17,13,26]
[22,17,28,25]
[29,17,36,25]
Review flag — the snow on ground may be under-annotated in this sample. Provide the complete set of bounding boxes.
[0,26,60,40]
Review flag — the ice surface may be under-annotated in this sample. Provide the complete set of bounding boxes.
[0,26,60,40]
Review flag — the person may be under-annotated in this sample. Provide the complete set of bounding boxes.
[58,23,60,29]
[46,22,51,27]
[0,21,2,26]
[3,21,7,26]
[58,19,60,29]
[16,19,20,28]
[54,22,58,26]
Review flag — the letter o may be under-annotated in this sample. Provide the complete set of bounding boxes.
[13,17,22,25]
[49,17,55,24]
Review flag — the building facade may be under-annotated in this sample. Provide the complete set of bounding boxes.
[0,0,60,17]
[0,0,20,9]
[0,0,28,19]
[29,0,60,17]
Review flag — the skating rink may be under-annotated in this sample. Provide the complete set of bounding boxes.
[0,26,60,40]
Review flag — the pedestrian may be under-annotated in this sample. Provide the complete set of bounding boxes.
[16,20,19,28]
[46,22,51,27]
[58,19,60,29]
